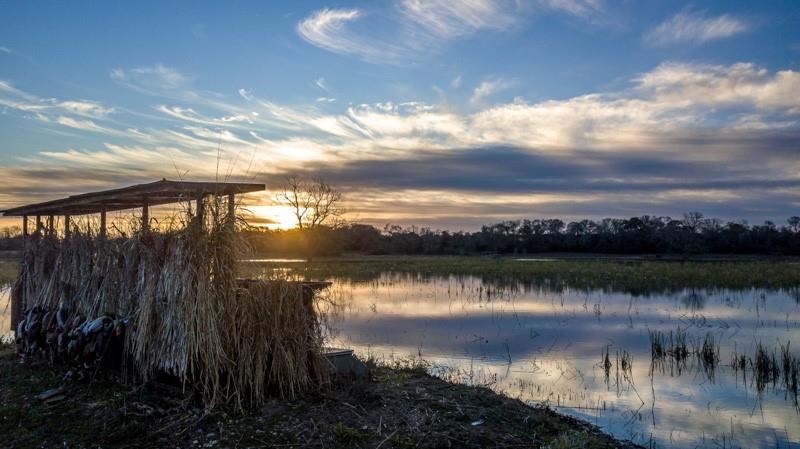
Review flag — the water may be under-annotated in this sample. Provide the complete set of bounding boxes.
[316,272,800,448]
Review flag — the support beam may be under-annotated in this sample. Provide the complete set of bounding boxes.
[22,215,28,239]
[99,208,107,239]
[196,195,205,231]
[227,193,236,230]
[142,198,149,231]
[35,215,43,238]
[64,215,71,239]
[47,215,54,236]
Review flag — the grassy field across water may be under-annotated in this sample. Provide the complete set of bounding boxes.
[250,255,800,294]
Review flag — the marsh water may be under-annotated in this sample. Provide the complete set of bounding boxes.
[312,272,800,448]
[3,271,799,448]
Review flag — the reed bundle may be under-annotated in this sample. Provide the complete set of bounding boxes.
[13,203,326,409]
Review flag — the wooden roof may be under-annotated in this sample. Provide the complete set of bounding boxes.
[1,179,265,217]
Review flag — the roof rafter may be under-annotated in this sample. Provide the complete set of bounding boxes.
[1,179,265,217]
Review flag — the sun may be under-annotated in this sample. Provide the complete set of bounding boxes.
[247,205,297,230]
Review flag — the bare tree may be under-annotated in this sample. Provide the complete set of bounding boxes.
[278,176,345,230]
[789,216,800,233]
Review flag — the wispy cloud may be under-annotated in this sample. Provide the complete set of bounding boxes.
[315,77,329,91]
[0,80,114,124]
[539,0,603,19]
[0,46,11,54]
[398,0,516,39]
[451,75,462,89]
[470,78,514,105]
[316,97,336,103]
[645,10,749,46]
[238,88,253,101]
[296,8,404,63]
[296,2,523,64]
[110,64,188,93]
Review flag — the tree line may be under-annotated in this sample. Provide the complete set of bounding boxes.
[244,213,800,257]
[2,214,800,256]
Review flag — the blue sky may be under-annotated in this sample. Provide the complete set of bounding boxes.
[1,0,799,229]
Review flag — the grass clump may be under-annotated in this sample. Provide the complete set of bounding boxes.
[11,199,327,410]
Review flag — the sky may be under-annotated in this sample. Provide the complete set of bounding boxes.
[0,0,799,230]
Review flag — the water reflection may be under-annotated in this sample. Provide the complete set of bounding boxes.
[316,273,800,448]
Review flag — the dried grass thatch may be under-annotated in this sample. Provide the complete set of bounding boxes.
[14,200,327,409]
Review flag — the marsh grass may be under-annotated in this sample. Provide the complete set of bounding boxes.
[695,332,720,381]
[729,340,798,404]
[255,256,800,294]
[601,345,612,382]
[11,198,327,409]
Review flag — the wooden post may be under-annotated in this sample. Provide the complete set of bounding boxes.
[47,215,54,236]
[64,215,71,240]
[227,193,236,230]
[11,215,23,330]
[35,215,42,238]
[142,198,149,231]
[100,207,107,239]
[196,195,205,231]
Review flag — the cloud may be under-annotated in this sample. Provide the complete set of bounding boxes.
[398,0,516,39]
[51,116,121,135]
[315,77,329,91]
[451,75,462,88]
[296,2,522,64]
[0,46,11,54]
[470,78,514,105]
[316,97,336,103]
[539,0,603,19]
[295,1,614,65]
[296,8,402,63]
[0,80,120,139]
[110,64,188,93]
[2,61,800,228]
[238,88,253,101]
[645,10,749,46]
[635,62,800,113]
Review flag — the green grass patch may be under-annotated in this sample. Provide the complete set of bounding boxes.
[250,255,800,294]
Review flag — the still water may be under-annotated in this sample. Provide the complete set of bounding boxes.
[317,273,800,448]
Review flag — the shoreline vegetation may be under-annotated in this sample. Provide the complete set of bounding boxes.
[246,255,800,293]
[0,344,638,449]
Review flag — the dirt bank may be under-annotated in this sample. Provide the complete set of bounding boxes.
[0,345,638,448]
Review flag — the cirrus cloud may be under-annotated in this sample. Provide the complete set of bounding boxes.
[645,10,750,46]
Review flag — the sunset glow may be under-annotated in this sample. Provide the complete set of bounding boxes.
[1,1,799,229]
